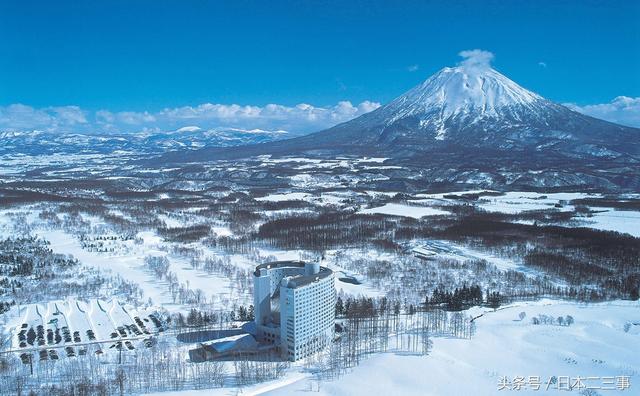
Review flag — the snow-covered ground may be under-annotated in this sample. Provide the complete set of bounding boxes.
[255,192,311,202]
[291,300,638,396]
[256,191,357,207]
[417,239,530,273]
[359,203,449,219]
[0,208,248,312]
[41,229,252,311]
[410,191,597,215]
[146,300,639,396]
[475,192,596,214]
[577,208,640,238]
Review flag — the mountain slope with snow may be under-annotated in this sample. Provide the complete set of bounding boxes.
[375,66,545,140]
[305,65,638,152]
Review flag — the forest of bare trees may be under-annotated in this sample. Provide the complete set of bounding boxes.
[0,340,286,395]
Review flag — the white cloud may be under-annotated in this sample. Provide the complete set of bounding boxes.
[458,49,495,71]
[176,126,202,133]
[0,104,87,132]
[95,110,115,123]
[538,62,547,68]
[407,64,419,72]
[118,111,157,125]
[96,110,156,125]
[153,101,382,132]
[565,96,640,128]
[0,100,381,134]
[51,106,87,125]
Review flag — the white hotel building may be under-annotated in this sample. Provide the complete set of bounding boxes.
[253,260,335,361]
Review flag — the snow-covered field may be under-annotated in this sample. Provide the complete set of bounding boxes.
[301,301,639,396]
[256,191,356,207]
[256,192,311,202]
[577,208,640,238]
[476,192,592,214]
[417,239,531,273]
[359,203,449,219]
[146,300,640,396]
[35,229,241,311]
[0,209,251,312]
[410,191,595,213]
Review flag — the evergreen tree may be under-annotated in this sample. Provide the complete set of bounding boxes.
[335,296,344,317]
[248,305,255,321]
[238,306,247,321]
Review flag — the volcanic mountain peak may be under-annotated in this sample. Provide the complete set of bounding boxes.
[376,66,549,138]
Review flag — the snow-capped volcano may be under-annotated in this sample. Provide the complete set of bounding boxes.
[160,56,640,190]
[385,66,542,119]
[335,62,586,146]
[378,66,544,139]
[292,62,637,156]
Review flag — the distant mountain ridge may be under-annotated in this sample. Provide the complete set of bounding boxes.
[0,128,291,157]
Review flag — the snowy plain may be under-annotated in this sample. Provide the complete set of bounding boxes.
[145,300,640,396]
[578,208,640,238]
[359,203,450,219]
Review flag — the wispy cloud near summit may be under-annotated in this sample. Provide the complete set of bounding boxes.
[458,49,495,71]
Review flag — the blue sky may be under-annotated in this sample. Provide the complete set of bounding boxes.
[1,0,639,132]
